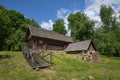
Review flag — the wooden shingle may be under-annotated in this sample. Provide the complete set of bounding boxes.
[29,26,73,42]
[65,40,95,52]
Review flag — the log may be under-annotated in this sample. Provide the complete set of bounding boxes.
[78,51,101,63]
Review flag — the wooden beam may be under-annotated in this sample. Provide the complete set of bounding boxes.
[43,42,47,51]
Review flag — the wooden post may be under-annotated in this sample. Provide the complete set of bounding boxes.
[43,43,47,51]
[50,52,52,64]
[63,45,66,50]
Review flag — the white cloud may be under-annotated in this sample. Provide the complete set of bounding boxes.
[84,0,120,27]
[40,19,53,30]
[57,8,70,18]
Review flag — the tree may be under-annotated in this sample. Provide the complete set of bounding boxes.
[6,29,25,51]
[0,5,40,51]
[94,5,120,57]
[5,10,40,50]
[53,19,67,35]
[0,5,11,50]
[100,5,114,32]
[67,12,95,41]
[94,28,120,57]
[25,19,40,27]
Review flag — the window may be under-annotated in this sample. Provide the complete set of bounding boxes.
[38,40,43,44]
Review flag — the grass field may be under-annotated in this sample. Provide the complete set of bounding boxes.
[0,51,120,80]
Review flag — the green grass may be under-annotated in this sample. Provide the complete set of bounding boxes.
[0,51,120,80]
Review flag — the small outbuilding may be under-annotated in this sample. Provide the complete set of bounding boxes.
[65,40,96,53]
[25,26,73,50]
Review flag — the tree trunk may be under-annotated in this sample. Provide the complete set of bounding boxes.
[0,44,2,51]
[12,45,15,51]
[8,44,12,51]
[19,45,22,51]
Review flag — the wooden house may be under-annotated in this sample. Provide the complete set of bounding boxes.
[65,40,96,53]
[25,26,73,50]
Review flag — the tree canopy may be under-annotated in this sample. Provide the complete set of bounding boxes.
[0,5,40,51]
[94,5,120,57]
[67,12,95,41]
[53,19,67,35]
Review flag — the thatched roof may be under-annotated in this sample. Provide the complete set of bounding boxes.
[28,26,73,42]
[65,40,94,52]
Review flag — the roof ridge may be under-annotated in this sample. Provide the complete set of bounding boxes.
[29,26,71,38]
[28,26,73,42]
[70,39,91,44]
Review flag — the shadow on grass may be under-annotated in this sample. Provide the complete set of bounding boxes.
[0,54,11,60]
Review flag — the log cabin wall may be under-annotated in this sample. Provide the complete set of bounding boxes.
[26,39,34,48]
[88,44,95,51]
[88,42,96,51]
[28,37,70,51]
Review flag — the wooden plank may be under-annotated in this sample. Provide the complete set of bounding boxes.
[22,46,52,69]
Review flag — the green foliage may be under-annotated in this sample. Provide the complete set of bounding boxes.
[100,5,114,31]
[25,19,40,27]
[94,5,120,57]
[0,5,40,51]
[6,29,26,51]
[53,19,67,35]
[0,6,11,50]
[94,28,120,57]
[68,12,95,41]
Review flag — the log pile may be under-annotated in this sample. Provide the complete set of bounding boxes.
[77,51,102,63]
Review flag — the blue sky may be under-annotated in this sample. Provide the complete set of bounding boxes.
[0,0,85,24]
[0,0,120,31]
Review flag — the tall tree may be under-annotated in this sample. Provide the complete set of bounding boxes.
[53,19,67,35]
[100,5,120,33]
[0,5,40,51]
[0,5,11,50]
[100,5,114,32]
[68,12,95,41]
[94,5,120,57]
